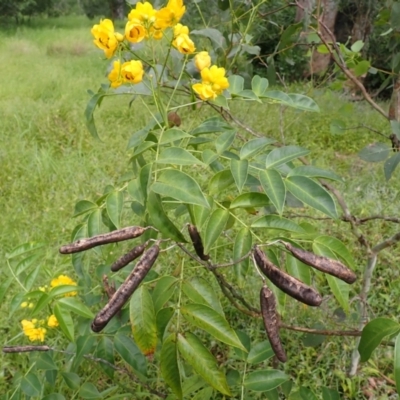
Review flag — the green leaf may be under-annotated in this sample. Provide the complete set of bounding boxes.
[79,382,102,399]
[128,179,145,205]
[190,117,231,136]
[0,277,13,304]
[262,90,292,104]
[351,40,364,53]
[244,370,289,391]
[209,169,235,194]
[239,137,275,160]
[230,159,248,193]
[182,277,224,316]
[358,318,400,362]
[247,341,274,364]
[48,285,79,299]
[265,146,310,169]
[252,215,305,233]
[161,334,182,399]
[202,149,219,165]
[358,142,390,163]
[330,119,346,135]
[181,303,246,351]
[42,395,66,400]
[57,297,94,319]
[237,89,260,101]
[85,91,106,140]
[72,335,96,371]
[299,386,318,400]
[61,372,81,390]
[322,387,340,400]
[87,209,104,239]
[287,94,320,112]
[233,228,252,287]
[156,307,175,340]
[130,285,158,357]
[54,303,74,342]
[114,333,147,377]
[313,236,356,270]
[203,209,230,254]
[230,192,270,209]
[160,128,193,144]
[286,253,311,285]
[152,170,209,208]
[20,372,41,397]
[215,130,236,154]
[228,75,244,95]
[147,191,187,243]
[384,152,400,180]
[152,276,178,313]
[395,333,400,395]
[285,176,338,219]
[288,166,343,182]
[313,242,349,311]
[6,242,45,260]
[191,28,226,49]
[15,253,41,276]
[96,336,115,378]
[190,201,213,229]
[157,147,203,166]
[259,169,286,215]
[24,265,41,291]
[106,191,123,229]
[36,352,58,371]
[251,75,269,97]
[177,332,231,396]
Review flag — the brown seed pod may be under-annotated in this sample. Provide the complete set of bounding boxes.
[282,242,357,284]
[110,242,148,272]
[188,224,209,261]
[59,226,148,254]
[91,244,159,333]
[260,285,287,363]
[253,246,322,307]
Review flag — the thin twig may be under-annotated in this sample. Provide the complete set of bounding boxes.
[280,324,361,337]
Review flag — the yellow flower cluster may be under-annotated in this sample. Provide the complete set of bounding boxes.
[21,319,46,342]
[192,63,229,101]
[91,1,229,99]
[50,274,78,297]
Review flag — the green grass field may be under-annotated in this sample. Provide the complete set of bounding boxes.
[1,15,399,399]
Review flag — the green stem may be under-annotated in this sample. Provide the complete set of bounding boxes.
[7,259,27,292]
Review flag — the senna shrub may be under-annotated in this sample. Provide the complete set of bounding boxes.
[3,1,361,399]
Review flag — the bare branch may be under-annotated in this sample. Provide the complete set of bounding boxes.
[280,324,361,337]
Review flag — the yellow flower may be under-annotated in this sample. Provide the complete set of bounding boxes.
[128,1,157,24]
[173,34,195,54]
[91,19,121,59]
[156,0,186,29]
[108,60,124,88]
[121,60,144,84]
[193,65,229,101]
[50,274,77,297]
[125,20,147,43]
[21,320,46,342]
[195,51,211,71]
[173,23,189,36]
[21,302,28,308]
[47,315,59,328]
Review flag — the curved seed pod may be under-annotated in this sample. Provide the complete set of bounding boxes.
[91,244,159,332]
[59,226,148,254]
[282,242,357,284]
[188,224,209,261]
[110,242,148,272]
[253,246,322,307]
[260,285,287,363]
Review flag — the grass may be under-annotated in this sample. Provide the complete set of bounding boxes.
[1,15,400,399]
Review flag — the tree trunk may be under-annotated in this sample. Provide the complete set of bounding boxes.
[351,0,375,51]
[310,0,339,75]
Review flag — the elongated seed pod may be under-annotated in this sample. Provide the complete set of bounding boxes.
[110,242,148,272]
[91,244,159,332]
[260,285,287,363]
[188,224,209,261]
[253,246,322,307]
[59,226,148,254]
[282,242,357,284]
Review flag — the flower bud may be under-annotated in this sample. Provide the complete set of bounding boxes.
[195,51,211,71]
